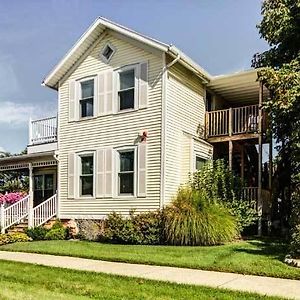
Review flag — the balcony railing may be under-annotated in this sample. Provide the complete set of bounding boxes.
[205,104,260,138]
[29,116,57,145]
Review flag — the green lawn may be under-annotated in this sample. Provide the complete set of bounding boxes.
[2,238,300,280]
[0,260,280,300]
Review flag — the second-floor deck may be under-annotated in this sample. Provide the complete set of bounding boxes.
[29,116,57,145]
[205,104,265,142]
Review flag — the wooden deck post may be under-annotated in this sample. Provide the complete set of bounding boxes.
[229,140,233,171]
[258,81,263,236]
[28,163,34,228]
[241,144,245,183]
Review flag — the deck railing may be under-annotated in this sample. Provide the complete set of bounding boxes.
[29,116,57,145]
[205,104,260,138]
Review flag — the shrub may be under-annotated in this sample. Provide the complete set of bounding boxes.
[190,159,257,231]
[45,228,67,240]
[77,219,104,241]
[163,187,238,246]
[290,225,300,258]
[103,210,163,245]
[25,226,49,240]
[0,233,31,245]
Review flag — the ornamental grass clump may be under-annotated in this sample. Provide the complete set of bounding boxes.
[163,188,238,246]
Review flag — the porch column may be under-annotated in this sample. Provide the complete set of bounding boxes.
[258,81,263,236]
[229,140,233,171]
[28,163,34,227]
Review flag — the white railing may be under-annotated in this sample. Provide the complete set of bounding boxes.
[30,116,57,145]
[0,195,30,234]
[32,194,57,227]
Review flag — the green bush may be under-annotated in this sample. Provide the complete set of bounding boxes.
[290,225,300,258]
[163,188,238,246]
[103,210,162,245]
[190,159,257,231]
[0,233,31,245]
[25,226,49,241]
[45,228,68,240]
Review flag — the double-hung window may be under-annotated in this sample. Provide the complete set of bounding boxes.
[118,67,136,111]
[80,79,94,118]
[80,154,94,196]
[118,150,135,195]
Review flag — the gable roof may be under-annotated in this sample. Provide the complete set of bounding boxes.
[42,17,212,89]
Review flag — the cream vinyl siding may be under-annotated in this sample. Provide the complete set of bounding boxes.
[164,62,208,204]
[58,32,163,218]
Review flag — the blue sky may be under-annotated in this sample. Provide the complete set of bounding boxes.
[0,0,267,154]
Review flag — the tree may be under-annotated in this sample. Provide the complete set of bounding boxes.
[253,0,300,230]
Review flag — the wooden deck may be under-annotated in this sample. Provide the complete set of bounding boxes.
[205,104,263,142]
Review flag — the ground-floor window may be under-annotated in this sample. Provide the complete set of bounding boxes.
[79,154,94,196]
[118,149,135,195]
[196,156,206,171]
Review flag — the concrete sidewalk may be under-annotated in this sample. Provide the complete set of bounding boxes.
[0,251,299,299]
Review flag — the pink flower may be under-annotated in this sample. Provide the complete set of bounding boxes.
[0,192,27,206]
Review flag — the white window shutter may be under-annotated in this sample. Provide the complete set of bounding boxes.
[106,70,113,114]
[68,152,75,199]
[97,70,114,116]
[69,80,76,121]
[105,148,113,197]
[139,62,148,109]
[138,143,147,197]
[96,149,105,198]
[97,72,105,115]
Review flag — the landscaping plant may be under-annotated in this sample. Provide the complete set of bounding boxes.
[163,187,238,246]
[190,159,257,231]
[0,233,31,246]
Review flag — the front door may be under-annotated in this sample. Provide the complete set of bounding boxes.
[33,173,55,207]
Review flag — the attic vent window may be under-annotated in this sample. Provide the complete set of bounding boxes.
[101,43,115,62]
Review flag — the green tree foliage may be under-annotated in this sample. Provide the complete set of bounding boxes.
[253,0,300,229]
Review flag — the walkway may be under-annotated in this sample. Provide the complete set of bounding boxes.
[0,250,299,299]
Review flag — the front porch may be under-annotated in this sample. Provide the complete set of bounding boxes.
[0,152,58,233]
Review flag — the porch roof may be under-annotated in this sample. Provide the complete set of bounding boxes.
[208,69,269,106]
[0,151,57,171]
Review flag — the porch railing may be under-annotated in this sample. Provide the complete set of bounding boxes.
[32,194,57,227]
[29,116,57,145]
[0,195,30,234]
[205,104,260,138]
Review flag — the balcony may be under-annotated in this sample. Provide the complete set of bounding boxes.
[205,104,265,142]
[27,116,57,154]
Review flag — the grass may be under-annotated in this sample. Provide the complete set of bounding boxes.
[0,260,280,299]
[2,238,300,280]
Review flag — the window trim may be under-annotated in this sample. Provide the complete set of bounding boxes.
[194,153,207,172]
[116,64,139,113]
[115,146,137,198]
[76,76,97,120]
[77,151,96,199]
[101,42,116,63]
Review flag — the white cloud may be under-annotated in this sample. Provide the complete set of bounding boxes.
[0,101,57,126]
[0,146,6,153]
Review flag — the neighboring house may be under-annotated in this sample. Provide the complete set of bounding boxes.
[0,18,272,234]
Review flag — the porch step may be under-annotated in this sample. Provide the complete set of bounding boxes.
[7,222,28,234]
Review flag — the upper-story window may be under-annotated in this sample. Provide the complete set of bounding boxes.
[80,79,94,118]
[117,66,137,111]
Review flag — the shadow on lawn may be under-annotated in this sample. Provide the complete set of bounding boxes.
[233,238,288,261]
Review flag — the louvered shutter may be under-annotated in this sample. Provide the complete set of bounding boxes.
[96,149,105,198]
[105,148,113,197]
[68,152,75,199]
[139,62,148,109]
[69,80,76,121]
[137,143,147,197]
[97,70,114,116]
